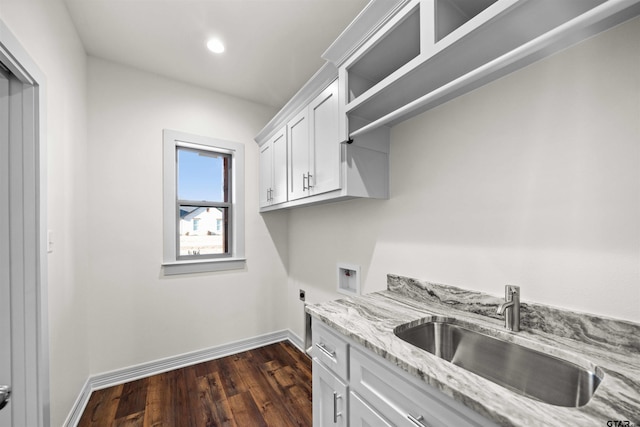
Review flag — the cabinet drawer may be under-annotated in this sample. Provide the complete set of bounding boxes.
[350,346,497,427]
[312,321,349,380]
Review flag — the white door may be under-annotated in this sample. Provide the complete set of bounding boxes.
[0,66,13,427]
[0,28,48,426]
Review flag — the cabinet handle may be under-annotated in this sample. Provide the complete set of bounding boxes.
[269,188,273,202]
[307,172,313,189]
[315,342,336,360]
[302,173,308,191]
[407,414,430,427]
[333,391,342,424]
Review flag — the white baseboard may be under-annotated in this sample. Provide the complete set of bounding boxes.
[64,378,91,427]
[64,329,303,427]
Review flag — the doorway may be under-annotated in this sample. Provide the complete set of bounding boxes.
[0,21,50,427]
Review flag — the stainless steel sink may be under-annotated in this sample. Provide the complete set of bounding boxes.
[394,317,603,407]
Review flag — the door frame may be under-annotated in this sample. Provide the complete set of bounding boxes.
[0,19,50,427]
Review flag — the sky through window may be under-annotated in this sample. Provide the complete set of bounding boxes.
[177,148,225,202]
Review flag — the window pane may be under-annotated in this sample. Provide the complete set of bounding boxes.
[177,148,228,202]
[179,206,228,256]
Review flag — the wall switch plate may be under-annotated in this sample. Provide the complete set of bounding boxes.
[47,230,53,253]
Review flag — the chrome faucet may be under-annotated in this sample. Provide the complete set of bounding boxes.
[496,285,520,332]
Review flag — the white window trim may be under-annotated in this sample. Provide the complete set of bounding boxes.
[162,129,245,275]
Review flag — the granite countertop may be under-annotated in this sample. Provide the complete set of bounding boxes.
[306,274,640,426]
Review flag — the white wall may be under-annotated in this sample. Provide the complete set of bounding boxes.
[287,17,640,338]
[0,1,89,426]
[86,57,289,375]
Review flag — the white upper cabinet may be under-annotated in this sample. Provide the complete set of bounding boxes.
[271,129,288,205]
[259,127,287,208]
[259,141,273,208]
[256,0,640,211]
[287,108,310,202]
[308,80,341,196]
[288,79,376,203]
[257,73,389,212]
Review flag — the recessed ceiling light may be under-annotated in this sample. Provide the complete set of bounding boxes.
[206,38,225,54]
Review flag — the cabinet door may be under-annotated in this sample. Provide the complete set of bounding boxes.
[287,108,310,201]
[259,141,273,208]
[309,79,341,195]
[313,359,348,427]
[271,128,288,204]
[350,391,393,427]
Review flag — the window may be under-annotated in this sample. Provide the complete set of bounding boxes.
[163,129,245,274]
[177,147,230,258]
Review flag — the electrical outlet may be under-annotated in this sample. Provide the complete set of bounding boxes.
[299,289,306,301]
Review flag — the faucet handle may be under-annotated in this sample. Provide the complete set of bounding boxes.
[505,285,519,299]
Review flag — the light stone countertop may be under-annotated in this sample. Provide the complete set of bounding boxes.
[306,274,640,427]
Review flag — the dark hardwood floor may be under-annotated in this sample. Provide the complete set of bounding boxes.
[78,341,313,427]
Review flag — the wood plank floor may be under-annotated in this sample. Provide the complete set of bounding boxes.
[78,341,312,427]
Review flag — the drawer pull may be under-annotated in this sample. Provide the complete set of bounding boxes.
[315,342,336,360]
[407,414,429,427]
[333,391,342,423]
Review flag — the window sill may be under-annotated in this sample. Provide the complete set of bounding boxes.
[162,257,246,275]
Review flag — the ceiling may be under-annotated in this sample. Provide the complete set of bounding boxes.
[63,0,369,109]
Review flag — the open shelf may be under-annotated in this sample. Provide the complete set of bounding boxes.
[347,0,608,134]
[346,2,421,102]
[435,0,499,42]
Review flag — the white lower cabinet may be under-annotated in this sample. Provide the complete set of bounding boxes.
[312,320,350,426]
[350,346,497,427]
[350,391,393,427]
[312,319,498,427]
[313,359,348,427]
